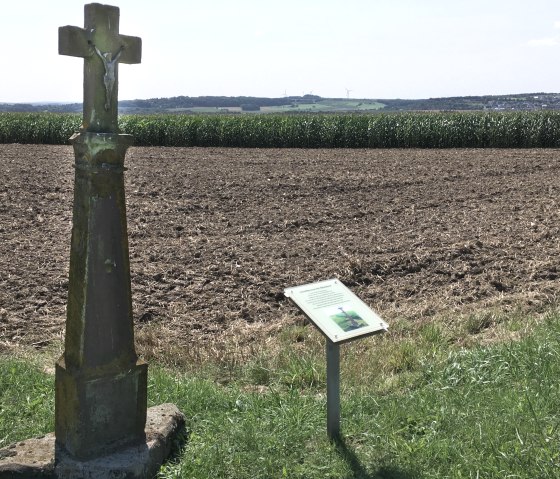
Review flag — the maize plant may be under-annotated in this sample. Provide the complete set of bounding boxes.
[2,111,560,148]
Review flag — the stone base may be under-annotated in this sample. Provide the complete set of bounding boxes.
[0,403,185,479]
[55,359,148,460]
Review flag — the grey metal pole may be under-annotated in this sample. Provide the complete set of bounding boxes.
[326,339,341,441]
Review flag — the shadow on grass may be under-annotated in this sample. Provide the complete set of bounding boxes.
[335,438,419,479]
[162,424,190,467]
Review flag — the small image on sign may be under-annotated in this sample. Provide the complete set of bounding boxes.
[330,307,367,332]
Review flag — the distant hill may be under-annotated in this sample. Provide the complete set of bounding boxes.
[2,93,560,113]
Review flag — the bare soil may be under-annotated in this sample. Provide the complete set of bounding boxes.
[1,146,559,354]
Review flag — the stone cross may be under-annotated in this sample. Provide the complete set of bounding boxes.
[55,3,147,461]
[59,2,141,132]
[0,5,183,475]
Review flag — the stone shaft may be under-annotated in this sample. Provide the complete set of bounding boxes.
[65,132,136,371]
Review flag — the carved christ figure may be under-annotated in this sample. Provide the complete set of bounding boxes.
[94,45,124,110]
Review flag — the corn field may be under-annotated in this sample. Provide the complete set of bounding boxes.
[2,111,560,148]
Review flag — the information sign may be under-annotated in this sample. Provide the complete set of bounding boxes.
[284,278,388,344]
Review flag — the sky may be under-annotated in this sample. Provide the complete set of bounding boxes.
[3,0,560,103]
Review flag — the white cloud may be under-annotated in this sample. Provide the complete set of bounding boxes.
[554,21,560,29]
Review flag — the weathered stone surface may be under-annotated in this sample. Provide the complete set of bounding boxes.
[55,130,148,460]
[55,358,148,460]
[64,132,136,373]
[0,436,56,479]
[0,404,185,479]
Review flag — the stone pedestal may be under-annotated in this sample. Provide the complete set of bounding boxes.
[55,358,147,460]
[54,132,148,460]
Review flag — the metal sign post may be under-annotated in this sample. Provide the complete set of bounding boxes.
[285,278,388,441]
[326,339,341,441]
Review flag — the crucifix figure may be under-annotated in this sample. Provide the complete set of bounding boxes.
[59,2,141,132]
[94,44,124,110]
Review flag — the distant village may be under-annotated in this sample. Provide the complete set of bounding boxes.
[379,93,560,111]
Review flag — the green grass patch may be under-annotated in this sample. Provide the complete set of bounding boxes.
[0,359,54,447]
[1,313,559,477]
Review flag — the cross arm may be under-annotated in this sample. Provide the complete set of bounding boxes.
[59,26,92,58]
[117,35,142,64]
[58,26,140,64]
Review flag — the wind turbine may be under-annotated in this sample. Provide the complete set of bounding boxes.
[345,88,353,99]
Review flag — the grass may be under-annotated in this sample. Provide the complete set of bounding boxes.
[0,359,54,445]
[1,310,559,478]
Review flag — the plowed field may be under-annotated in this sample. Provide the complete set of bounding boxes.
[1,146,559,354]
